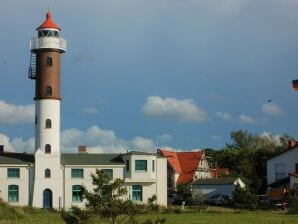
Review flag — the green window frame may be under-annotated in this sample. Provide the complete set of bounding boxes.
[71,169,84,178]
[7,168,20,178]
[8,185,19,202]
[132,185,142,202]
[135,160,147,171]
[102,169,113,179]
[72,185,83,202]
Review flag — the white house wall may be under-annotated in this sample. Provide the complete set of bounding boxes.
[267,147,298,185]
[63,165,124,209]
[0,165,32,206]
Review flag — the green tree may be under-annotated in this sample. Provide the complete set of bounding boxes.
[83,169,135,224]
[232,184,258,210]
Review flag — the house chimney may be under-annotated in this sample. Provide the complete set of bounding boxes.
[0,145,4,153]
[78,145,87,153]
[288,140,297,149]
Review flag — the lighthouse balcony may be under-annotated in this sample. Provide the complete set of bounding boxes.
[30,37,66,52]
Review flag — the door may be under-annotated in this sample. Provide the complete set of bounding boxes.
[43,189,53,209]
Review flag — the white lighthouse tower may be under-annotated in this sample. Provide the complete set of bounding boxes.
[29,11,66,209]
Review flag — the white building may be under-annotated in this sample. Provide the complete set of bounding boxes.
[267,143,298,188]
[0,148,167,209]
[0,12,167,209]
[191,177,245,199]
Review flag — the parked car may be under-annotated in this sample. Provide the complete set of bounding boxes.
[203,194,232,206]
[267,198,288,210]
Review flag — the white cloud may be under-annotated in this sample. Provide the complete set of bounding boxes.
[261,103,283,116]
[61,126,155,153]
[216,112,232,121]
[131,137,155,151]
[238,114,255,124]
[142,96,209,123]
[82,107,99,115]
[0,100,34,124]
[260,131,282,146]
[0,134,15,152]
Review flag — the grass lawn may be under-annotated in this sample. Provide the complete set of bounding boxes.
[1,207,298,224]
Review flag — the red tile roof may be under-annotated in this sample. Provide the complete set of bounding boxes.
[158,149,203,184]
[38,11,61,30]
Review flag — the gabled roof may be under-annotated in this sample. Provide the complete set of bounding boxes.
[0,152,34,164]
[38,11,61,31]
[158,149,203,184]
[61,153,124,165]
[192,177,238,185]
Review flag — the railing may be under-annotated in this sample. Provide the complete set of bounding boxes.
[30,37,66,52]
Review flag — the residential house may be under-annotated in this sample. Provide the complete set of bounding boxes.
[157,149,211,192]
[267,141,298,189]
[191,177,245,199]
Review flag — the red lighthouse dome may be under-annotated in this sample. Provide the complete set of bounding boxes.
[37,11,61,31]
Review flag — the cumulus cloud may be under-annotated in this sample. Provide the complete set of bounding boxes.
[0,100,34,124]
[216,112,232,121]
[238,114,255,124]
[1,125,169,154]
[61,126,156,153]
[261,103,283,116]
[260,131,282,146]
[210,135,222,141]
[142,96,209,123]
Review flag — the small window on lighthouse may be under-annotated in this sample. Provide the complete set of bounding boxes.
[45,169,51,178]
[46,86,52,96]
[45,119,52,129]
[45,144,51,154]
[46,57,52,67]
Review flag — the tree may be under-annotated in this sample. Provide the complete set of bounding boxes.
[232,184,258,210]
[83,169,135,224]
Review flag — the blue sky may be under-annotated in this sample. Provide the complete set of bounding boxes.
[1,0,298,153]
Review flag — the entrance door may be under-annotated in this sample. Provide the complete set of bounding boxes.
[43,189,53,209]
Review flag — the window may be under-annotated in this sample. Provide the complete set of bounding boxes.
[152,160,155,172]
[135,160,147,171]
[8,185,19,202]
[46,86,52,96]
[126,160,130,172]
[132,185,142,202]
[71,169,84,178]
[7,168,20,178]
[102,169,113,179]
[46,57,52,67]
[45,169,51,178]
[45,144,51,154]
[35,115,37,125]
[72,185,83,202]
[45,119,52,129]
[275,164,285,181]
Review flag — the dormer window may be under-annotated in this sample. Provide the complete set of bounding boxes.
[135,160,147,171]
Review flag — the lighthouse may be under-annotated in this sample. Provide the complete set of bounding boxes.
[29,11,66,209]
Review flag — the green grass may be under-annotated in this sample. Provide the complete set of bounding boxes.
[1,202,298,224]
